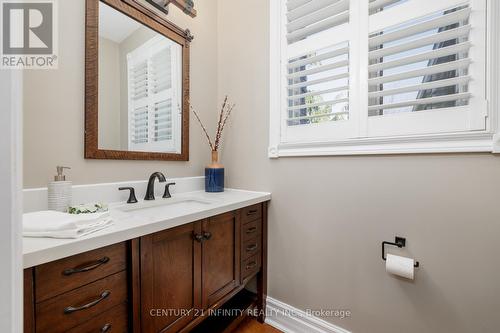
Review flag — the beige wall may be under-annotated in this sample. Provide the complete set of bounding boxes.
[23,0,218,188]
[217,1,500,333]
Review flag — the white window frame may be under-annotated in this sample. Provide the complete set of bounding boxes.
[127,36,182,153]
[269,0,500,157]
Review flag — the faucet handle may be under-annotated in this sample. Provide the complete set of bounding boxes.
[119,187,138,204]
[163,183,176,199]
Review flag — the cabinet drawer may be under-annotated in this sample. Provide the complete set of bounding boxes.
[36,271,127,333]
[242,237,261,261]
[35,243,127,302]
[241,204,262,224]
[66,303,128,333]
[241,253,262,281]
[242,219,262,242]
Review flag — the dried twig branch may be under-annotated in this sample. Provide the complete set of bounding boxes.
[214,99,230,150]
[215,103,235,150]
[191,97,234,152]
[191,105,214,150]
[214,96,228,148]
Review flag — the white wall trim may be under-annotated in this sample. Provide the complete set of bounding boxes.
[489,0,500,152]
[272,132,494,157]
[0,70,23,333]
[265,297,351,333]
[268,0,283,159]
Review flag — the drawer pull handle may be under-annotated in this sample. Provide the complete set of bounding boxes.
[246,261,257,270]
[246,227,257,234]
[63,290,111,314]
[247,209,258,216]
[63,257,110,276]
[101,323,112,332]
[246,244,258,252]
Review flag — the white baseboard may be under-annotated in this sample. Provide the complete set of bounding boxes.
[265,297,351,333]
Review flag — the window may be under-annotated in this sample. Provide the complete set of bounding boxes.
[270,0,497,157]
[127,36,182,152]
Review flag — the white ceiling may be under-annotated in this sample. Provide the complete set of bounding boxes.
[99,2,142,44]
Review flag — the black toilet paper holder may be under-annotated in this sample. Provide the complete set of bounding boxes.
[382,237,420,268]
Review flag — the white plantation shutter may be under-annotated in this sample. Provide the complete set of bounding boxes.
[271,0,490,155]
[154,100,173,142]
[129,60,149,145]
[282,0,358,143]
[127,36,182,152]
[151,48,173,144]
[366,0,487,137]
[151,48,172,93]
[131,106,149,144]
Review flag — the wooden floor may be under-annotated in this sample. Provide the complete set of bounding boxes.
[233,318,283,333]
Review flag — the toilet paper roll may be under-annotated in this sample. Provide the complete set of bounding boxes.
[386,254,415,280]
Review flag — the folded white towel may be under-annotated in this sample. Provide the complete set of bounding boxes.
[23,211,113,239]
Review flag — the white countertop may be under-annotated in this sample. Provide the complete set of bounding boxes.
[23,189,271,268]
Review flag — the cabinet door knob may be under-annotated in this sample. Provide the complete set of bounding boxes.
[203,231,212,240]
[64,290,111,314]
[193,233,204,242]
[63,257,110,276]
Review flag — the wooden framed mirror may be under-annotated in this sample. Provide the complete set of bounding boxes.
[85,0,191,161]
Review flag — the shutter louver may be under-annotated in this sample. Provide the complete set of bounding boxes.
[129,59,149,145]
[154,100,173,142]
[131,61,148,100]
[151,48,173,143]
[369,0,406,14]
[287,0,350,44]
[368,5,473,116]
[131,106,148,144]
[287,42,349,126]
[151,48,172,94]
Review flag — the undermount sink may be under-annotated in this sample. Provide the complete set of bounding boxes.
[117,197,213,219]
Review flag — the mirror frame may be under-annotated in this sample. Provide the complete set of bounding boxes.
[85,0,191,161]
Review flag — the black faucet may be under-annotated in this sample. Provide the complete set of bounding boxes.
[144,172,166,201]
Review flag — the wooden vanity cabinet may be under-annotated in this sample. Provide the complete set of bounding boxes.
[139,211,242,332]
[139,222,202,333]
[24,202,268,333]
[201,211,241,308]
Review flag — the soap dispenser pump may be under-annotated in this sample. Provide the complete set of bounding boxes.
[48,166,72,212]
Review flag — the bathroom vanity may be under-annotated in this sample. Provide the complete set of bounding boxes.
[23,190,270,333]
[22,0,271,330]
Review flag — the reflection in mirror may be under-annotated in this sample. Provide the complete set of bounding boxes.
[98,1,182,153]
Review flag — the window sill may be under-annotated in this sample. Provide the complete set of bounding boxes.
[268,132,497,157]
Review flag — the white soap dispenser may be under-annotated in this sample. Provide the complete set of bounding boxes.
[48,166,72,212]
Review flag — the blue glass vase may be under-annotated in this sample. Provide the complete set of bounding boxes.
[205,150,224,192]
